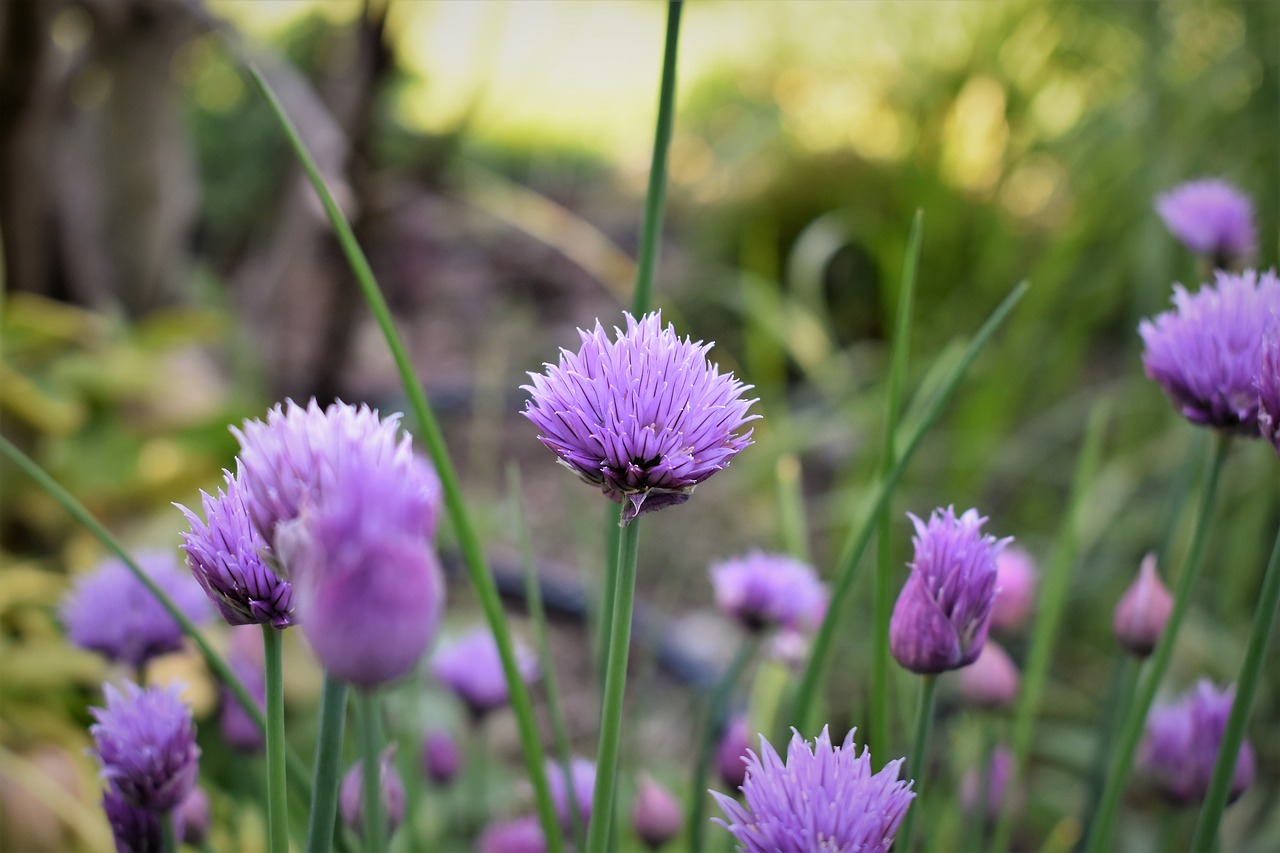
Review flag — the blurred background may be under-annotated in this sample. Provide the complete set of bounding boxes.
[3,0,1280,850]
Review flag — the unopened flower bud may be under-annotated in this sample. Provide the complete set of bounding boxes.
[632,774,683,849]
[340,747,406,840]
[420,729,461,786]
[1113,554,1173,657]
[715,716,751,789]
[960,746,1015,821]
[991,547,1036,633]
[956,640,1020,710]
[175,787,210,846]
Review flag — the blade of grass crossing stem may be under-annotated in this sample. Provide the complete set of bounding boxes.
[1191,520,1280,849]
[790,281,1029,731]
[871,210,923,765]
[0,437,313,798]
[989,402,1109,853]
[306,673,349,852]
[246,64,565,853]
[509,465,585,849]
[1084,434,1231,853]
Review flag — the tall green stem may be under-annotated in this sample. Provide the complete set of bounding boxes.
[1078,654,1138,849]
[1190,518,1280,850]
[898,675,938,853]
[585,520,642,852]
[964,721,995,853]
[871,210,923,764]
[687,639,758,852]
[306,673,349,853]
[262,625,288,853]
[357,691,386,853]
[247,65,564,852]
[1086,434,1231,852]
[791,281,1028,731]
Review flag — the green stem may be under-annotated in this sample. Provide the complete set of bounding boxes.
[262,626,288,853]
[306,673,349,853]
[357,691,386,853]
[898,675,938,853]
[599,504,621,690]
[247,64,564,853]
[1078,654,1138,850]
[0,437,315,799]
[687,639,758,852]
[964,721,994,853]
[630,0,683,317]
[1086,433,1231,853]
[585,519,642,853]
[161,810,177,853]
[871,210,923,766]
[791,281,1029,731]
[1190,517,1280,850]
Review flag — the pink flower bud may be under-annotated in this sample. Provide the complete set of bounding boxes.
[991,547,1037,633]
[420,729,461,786]
[632,774,683,849]
[956,640,1020,710]
[1113,554,1173,657]
[340,747,406,840]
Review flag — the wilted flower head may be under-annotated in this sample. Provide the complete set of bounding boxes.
[1156,179,1256,261]
[955,640,1020,710]
[1256,335,1280,453]
[420,728,461,786]
[1139,269,1280,433]
[991,547,1036,633]
[102,787,161,853]
[219,626,265,752]
[340,747,406,840]
[90,682,200,813]
[61,551,210,669]
[431,626,538,718]
[710,551,828,634]
[715,715,751,789]
[177,473,293,628]
[712,727,914,853]
[1140,680,1255,807]
[632,773,683,849]
[1113,553,1173,658]
[890,507,1009,675]
[546,757,595,831]
[960,746,1016,822]
[523,312,759,524]
[478,816,546,853]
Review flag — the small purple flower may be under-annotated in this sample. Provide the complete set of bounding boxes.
[102,787,162,853]
[420,728,461,786]
[1256,335,1280,453]
[889,507,1009,675]
[1112,553,1173,658]
[960,746,1015,821]
[90,682,200,813]
[61,551,211,669]
[1155,179,1256,261]
[1140,680,1255,807]
[546,757,595,831]
[523,312,759,524]
[339,747,406,840]
[174,787,210,845]
[177,473,293,628]
[712,726,914,853]
[991,547,1036,633]
[710,551,828,634]
[955,640,1020,710]
[715,715,751,789]
[431,626,538,719]
[478,816,546,853]
[1139,269,1280,433]
[219,626,265,752]
[632,773,683,850]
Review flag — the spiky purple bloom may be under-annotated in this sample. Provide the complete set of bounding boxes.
[889,507,1009,675]
[90,682,200,813]
[431,626,538,718]
[1156,179,1256,260]
[61,551,211,668]
[478,816,546,853]
[339,747,406,840]
[710,551,828,634]
[1140,680,1255,807]
[546,757,595,831]
[102,787,161,853]
[523,312,759,524]
[1257,335,1280,453]
[1139,269,1280,433]
[712,726,914,853]
[177,473,293,628]
[219,626,265,752]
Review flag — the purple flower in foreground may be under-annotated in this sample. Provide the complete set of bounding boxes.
[339,747,406,840]
[102,787,161,853]
[890,507,1009,675]
[1139,269,1280,433]
[478,816,546,853]
[431,626,538,719]
[61,551,210,668]
[523,312,759,524]
[1140,680,1255,807]
[546,757,595,831]
[712,726,914,853]
[1156,179,1256,261]
[177,473,293,628]
[90,682,200,813]
[710,551,827,634]
[1257,335,1280,453]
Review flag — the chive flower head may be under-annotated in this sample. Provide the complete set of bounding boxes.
[89,682,200,813]
[1140,680,1255,806]
[710,551,827,634]
[1156,179,1256,261]
[431,626,538,719]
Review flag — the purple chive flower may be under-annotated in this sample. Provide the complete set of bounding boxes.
[420,728,461,786]
[231,398,441,550]
[960,746,1015,821]
[955,640,1020,711]
[339,747,406,840]
[546,757,595,831]
[710,551,828,634]
[478,816,546,853]
[431,626,538,719]
[1140,680,1255,807]
[1113,553,1173,658]
[177,473,293,628]
[102,787,162,853]
[632,774,683,850]
[61,551,211,669]
[90,682,200,813]
[1156,179,1256,261]
[174,787,210,846]
[219,626,265,752]
[1139,269,1280,434]
[1257,335,1280,453]
[889,507,1009,675]
[523,312,759,524]
[712,727,914,853]
[990,547,1036,633]
[715,715,751,789]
